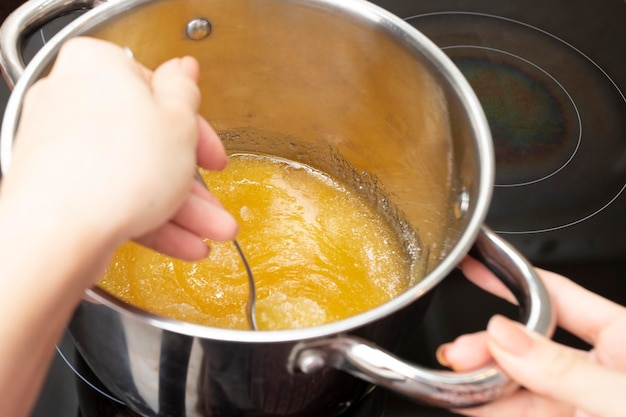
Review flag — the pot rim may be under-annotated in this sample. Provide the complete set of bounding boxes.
[0,0,494,343]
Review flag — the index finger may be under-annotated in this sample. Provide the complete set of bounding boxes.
[460,256,626,346]
[196,115,227,171]
[460,256,517,304]
[539,268,626,345]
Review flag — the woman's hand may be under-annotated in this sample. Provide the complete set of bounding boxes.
[1,37,238,265]
[0,37,239,417]
[437,257,626,417]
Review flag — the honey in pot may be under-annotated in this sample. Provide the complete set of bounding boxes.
[98,153,418,330]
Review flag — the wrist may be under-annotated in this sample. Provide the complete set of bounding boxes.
[0,193,120,296]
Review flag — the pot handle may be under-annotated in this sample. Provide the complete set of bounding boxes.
[0,0,106,86]
[288,226,555,408]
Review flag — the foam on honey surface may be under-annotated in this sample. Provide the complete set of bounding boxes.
[99,154,413,330]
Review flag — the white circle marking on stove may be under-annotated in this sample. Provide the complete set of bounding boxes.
[405,11,626,233]
[440,44,582,187]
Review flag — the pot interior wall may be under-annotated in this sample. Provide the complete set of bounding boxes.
[85,0,479,276]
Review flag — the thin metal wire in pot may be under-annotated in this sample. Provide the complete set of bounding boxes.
[194,169,258,331]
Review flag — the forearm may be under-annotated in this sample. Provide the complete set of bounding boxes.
[0,38,226,417]
[0,199,116,417]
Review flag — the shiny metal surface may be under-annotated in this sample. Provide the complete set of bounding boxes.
[289,226,554,408]
[0,0,553,415]
[184,17,211,41]
[0,0,108,86]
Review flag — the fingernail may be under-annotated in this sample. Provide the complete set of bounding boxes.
[179,56,199,81]
[487,315,533,357]
[436,344,451,367]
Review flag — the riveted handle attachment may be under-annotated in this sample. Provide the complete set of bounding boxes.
[289,226,554,408]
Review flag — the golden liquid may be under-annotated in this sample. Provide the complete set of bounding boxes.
[99,154,414,330]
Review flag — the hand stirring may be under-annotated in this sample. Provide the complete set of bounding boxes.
[121,46,258,330]
[195,169,258,331]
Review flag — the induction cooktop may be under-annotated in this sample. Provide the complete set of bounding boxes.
[0,1,623,416]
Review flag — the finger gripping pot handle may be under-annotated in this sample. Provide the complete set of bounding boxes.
[0,0,105,86]
[289,226,555,408]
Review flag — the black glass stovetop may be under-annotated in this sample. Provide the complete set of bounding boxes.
[0,0,623,416]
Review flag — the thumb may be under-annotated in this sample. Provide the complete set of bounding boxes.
[487,315,626,417]
[151,56,201,111]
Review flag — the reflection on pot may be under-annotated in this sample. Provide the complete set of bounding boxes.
[1,0,552,415]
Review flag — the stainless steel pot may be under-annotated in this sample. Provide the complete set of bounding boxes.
[0,0,554,416]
